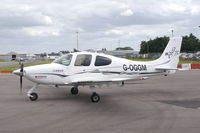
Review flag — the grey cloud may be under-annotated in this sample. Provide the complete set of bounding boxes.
[0,0,199,53]
[0,15,47,28]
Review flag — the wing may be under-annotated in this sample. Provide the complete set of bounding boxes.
[65,74,148,86]
[155,66,178,70]
[63,68,150,86]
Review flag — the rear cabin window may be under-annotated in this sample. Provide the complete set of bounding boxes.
[74,54,92,66]
[95,56,112,66]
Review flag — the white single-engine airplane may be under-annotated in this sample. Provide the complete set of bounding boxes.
[13,37,182,102]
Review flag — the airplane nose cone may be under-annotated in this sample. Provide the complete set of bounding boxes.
[13,69,23,76]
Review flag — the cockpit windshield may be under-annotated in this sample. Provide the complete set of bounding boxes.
[53,54,72,66]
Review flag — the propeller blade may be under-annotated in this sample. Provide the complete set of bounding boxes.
[19,63,24,93]
[20,75,22,93]
[20,63,24,72]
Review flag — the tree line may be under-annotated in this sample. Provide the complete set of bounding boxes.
[140,33,200,54]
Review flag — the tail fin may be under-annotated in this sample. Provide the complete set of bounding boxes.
[153,37,183,70]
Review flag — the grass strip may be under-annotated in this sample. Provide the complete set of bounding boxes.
[0,60,52,71]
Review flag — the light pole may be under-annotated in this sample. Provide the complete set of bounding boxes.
[171,29,174,37]
[147,36,149,51]
[76,32,79,50]
[118,40,120,48]
[147,36,149,57]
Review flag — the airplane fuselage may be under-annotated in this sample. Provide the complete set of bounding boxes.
[13,37,182,102]
[21,52,168,86]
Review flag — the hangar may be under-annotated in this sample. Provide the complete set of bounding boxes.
[0,51,27,61]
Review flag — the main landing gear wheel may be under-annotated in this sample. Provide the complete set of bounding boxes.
[71,87,79,95]
[29,92,38,101]
[91,93,100,103]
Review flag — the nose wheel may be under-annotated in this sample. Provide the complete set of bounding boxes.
[29,92,38,101]
[27,83,39,101]
[71,87,79,95]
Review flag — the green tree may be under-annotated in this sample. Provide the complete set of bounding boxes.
[40,53,47,57]
[140,36,169,54]
[116,47,133,50]
[140,34,200,54]
[181,33,200,52]
[60,51,70,54]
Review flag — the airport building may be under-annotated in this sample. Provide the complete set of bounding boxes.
[98,50,139,58]
[0,51,27,61]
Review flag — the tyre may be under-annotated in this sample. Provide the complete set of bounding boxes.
[91,93,100,103]
[29,92,38,101]
[71,87,79,95]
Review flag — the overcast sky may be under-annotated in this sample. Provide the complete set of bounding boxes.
[0,0,199,53]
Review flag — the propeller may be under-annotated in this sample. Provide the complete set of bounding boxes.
[13,59,25,93]
[19,62,24,93]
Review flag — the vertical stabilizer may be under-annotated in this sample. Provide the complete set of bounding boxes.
[153,37,182,69]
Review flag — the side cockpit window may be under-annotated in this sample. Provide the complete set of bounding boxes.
[75,54,92,66]
[95,55,112,66]
[53,54,72,66]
